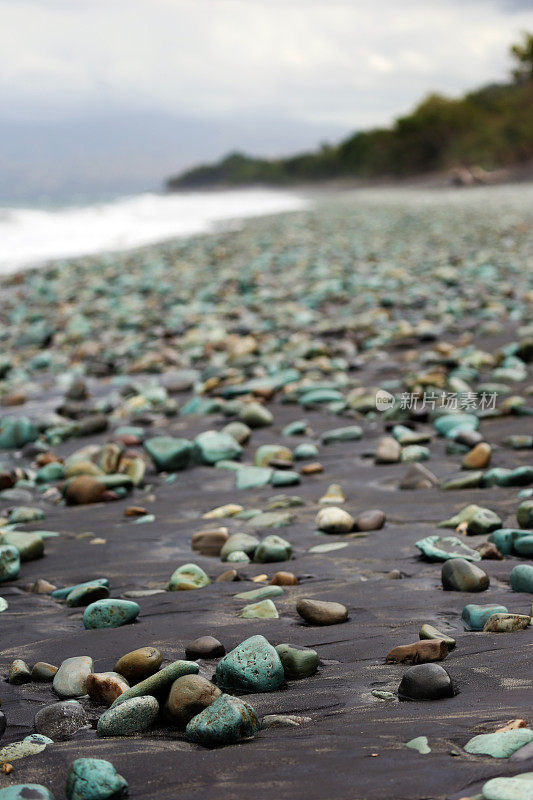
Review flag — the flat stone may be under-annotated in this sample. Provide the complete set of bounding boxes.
[186,693,260,746]
[321,425,362,444]
[53,656,94,698]
[0,532,44,562]
[185,636,225,660]
[114,646,163,682]
[405,736,431,754]
[296,598,348,626]
[83,599,140,629]
[464,728,533,758]
[235,466,273,489]
[86,672,129,706]
[240,599,279,618]
[97,695,159,736]
[216,634,284,692]
[0,787,54,800]
[66,583,110,607]
[398,663,454,700]
[165,675,221,727]
[52,578,109,600]
[482,774,533,800]
[193,430,243,465]
[386,640,448,664]
[483,613,531,632]
[66,757,128,800]
[234,585,284,602]
[415,535,481,562]
[34,700,89,741]
[440,470,483,490]
[441,558,490,592]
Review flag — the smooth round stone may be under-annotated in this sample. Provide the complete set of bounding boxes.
[441,558,490,592]
[514,536,533,557]
[419,624,456,649]
[144,435,192,471]
[270,571,298,585]
[465,728,533,757]
[8,659,31,685]
[83,599,140,629]
[193,430,243,465]
[165,674,221,727]
[398,664,454,700]
[185,693,260,746]
[114,646,163,683]
[66,583,110,607]
[271,469,300,487]
[434,413,478,436]
[462,604,508,631]
[222,421,252,445]
[296,598,348,626]
[31,662,58,682]
[185,636,225,660]
[166,563,210,591]
[517,501,533,528]
[0,417,38,449]
[53,656,94,698]
[482,775,533,799]
[0,545,21,582]
[356,509,385,531]
[34,700,89,741]
[97,695,159,737]
[275,644,319,679]
[0,786,55,800]
[240,599,279,618]
[0,532,44,562]
[226,550,250,563]
[64,476,107,505]
[510,565,533,594]
[86,672,130,706]
[216,634,284,692]
[254,444,292,467]
[238,402,273,428]
[321,425,362,444]
[489,529,528,556]
[112,660,199,706]
[220,533,259,561]
[375,436,401,463]
[483,613,531,632]
[66,757,128,800]
[293,443,319,460]
[400,445,430,462]
[462,442,492,469]
[253,535,292,563]
[315,507,355,534]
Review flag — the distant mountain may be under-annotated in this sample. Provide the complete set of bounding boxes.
[0,111,349,204]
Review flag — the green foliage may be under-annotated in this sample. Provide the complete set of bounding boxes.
[167,34,533,189]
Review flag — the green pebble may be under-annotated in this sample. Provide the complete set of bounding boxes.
[0,532,44,561]
[0,545,21,582]
[510,565,533,594]
[166,563,210,591]
[275,643,319,679]
[462,604,508,631]
[253,535,292,563]
[186,693,260,746]
[112,660,199,706]
[0,786,54,800]
[216,634,284,692]
[193,430,243,465]
[97,695,159,736]
[66,757,128,800]
[83,599,140,629]
[240,599,279,618]
[464,729,533,758]
[144,436,192,471]
[321,425,362,444]
[234,585,284,602]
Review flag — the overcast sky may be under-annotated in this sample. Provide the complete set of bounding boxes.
[2,0,532,128]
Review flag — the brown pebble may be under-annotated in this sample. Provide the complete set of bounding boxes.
[185,636,226,660]
[386,639,448,664]
[462,442,491,470]
[165,674,221,727]
[2,764,13,774]
[191,529,229,557]
[115,646,163,684]
[1,392,26,407]
[86,672,130,706]
[124,506,147,517]
[296,598,348,626]
[301,462,323,474]
[375,436,401,464]
[356,509,386,531]
[270,571,299,586]
[64,475,107,505]
[26,578,57,594]
[475,541,504,560]
[215,569,241,582]
[495,719,527,732]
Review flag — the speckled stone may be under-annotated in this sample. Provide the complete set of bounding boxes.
[83,599,140,629]
[114,646,163,683]
[185,693,260,746]
[97,695,159,736]
[53,656,94,698]
[34,700,89,741]
[66,583,110,607]
[216,634,284,692]
[66,757,128,800]
[0,786,55,800]
[8,659,31,685]
[462,604,509,631]
[483,613,531,632]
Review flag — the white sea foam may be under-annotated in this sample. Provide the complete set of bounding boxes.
[0,188,308,273]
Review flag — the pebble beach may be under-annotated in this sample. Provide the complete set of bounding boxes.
[0,183,532,800]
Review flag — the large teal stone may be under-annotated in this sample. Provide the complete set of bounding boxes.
[97,695,159,736]
[514,535,533,557]
[66,757,128,799]
[240,599,279,618]
[488,529,528,556]
[464,728,533,758]
[83,599,140,629]
[0,545,21,582]
[510,565,533,594]
[0,531,44,561]
[434,414,478,436]
[482,774,533,799]
[517,501,533,528]
[462,604,508,631]
[112,660,199,706]
[52,578,109,600]
[0,786,54,800]
[467,508,502,535]
[216,634,284,692]
[166,563,210,591]
[253,535,292,563]
[271,470,300,487]
[144,436,192,471]
[193,430,242,465]
[321,425,362,444]
[185,693,260,746]
[0,417,38,449]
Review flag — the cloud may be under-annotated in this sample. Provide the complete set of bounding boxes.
[0,0,531,129]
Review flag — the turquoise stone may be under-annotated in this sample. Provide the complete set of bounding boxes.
[321,425,362,444]
[510,565,533,594]
[271,470,300,487]
[234,585,284,602]
[488,529,528,556]
[166,563,210,591]
[193,430,242,464]
[405,736,431,754]
[220,533,259,561]
[275,644,319,679]
[464,728,533,758]
[240,599,279,618]
[514,535,533,556]
[434,414,478,436]
[299,388,344,407]
[97,695,159,736]
[0,786,54,800]
[517,501,533,528]
[415,535,481,562]
[144,436,192,471]
[462,603,508,631]
[52,578,109,599]
[0,545,21,582]
[112,660,199,707]
[482,774,533,800]
[392,425,431,445]
[282,420,309,436]
[8,506,45,523]
[235,466,272,489]
[254,444,292,467]
[83,599,140,629]
[0,531,43,561]
[66,757,128,799]
[0,417,38,449]
[293,443,319,459]
[186,693,260,746]
[35,462,65,483]
[253,535,292,563]
[401,445,430,462]
[66,583,110,607]
[216,634,284,692]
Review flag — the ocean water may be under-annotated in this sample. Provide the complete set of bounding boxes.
[0,188,308,274]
